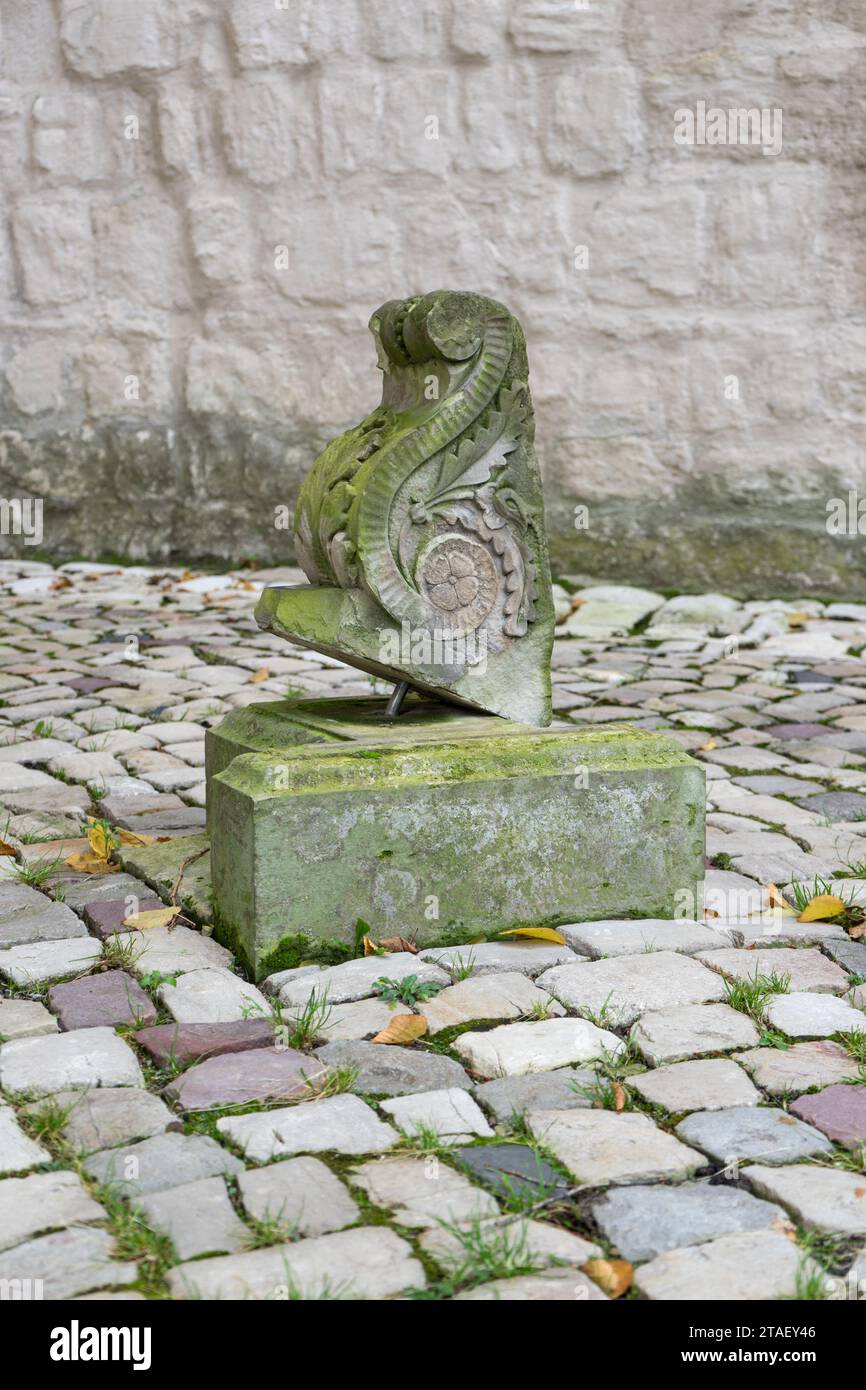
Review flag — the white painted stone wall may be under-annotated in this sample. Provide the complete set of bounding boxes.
[0,0,864,592]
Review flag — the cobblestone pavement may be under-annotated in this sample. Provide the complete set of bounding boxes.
[1,561,866,1301]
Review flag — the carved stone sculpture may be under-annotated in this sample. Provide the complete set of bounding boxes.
[255,290,555,724]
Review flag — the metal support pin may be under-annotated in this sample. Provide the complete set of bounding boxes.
[385,679,411,720]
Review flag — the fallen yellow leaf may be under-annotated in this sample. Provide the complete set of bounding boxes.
[122,906,181,931]
[249,668,270,683]
[116,829,156,847]
[65,851,119,874]
[371,1015,428,1045]
[498,927,567,945]
[698,737,717,751]
[787,612,809,628]
[0,838,16,857]
[798,894,845,923]
[612,1082,626,1113]
[582,1258,633,1299]
[86,823,115,861]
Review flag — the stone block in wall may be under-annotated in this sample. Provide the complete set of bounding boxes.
[294,323,375,426]
[0,1,65,82]
[449,0,505,59]
[383,72,455,174]
[365,1,441,61]
[31,94,112,181]
[510,0,624,54]
[321,69,447,177]
[227,0,312,68]
[521,330,586,419]
[0,87,26,189]
[580,344,674,439]
[827,0,866,34]
[694,432,840,500]
[318,73,383,176]
[195,300,372,428]
[158,89,213,179]
[5,340,65,416]
[263,197,405,307]
[645,337,744,438]
[395,193,520,304]
[684,337,757,435]
[821,176,866,315]
[221,79,299,185]
[817,322,866,424]
[544,67,638,177]
[548,433,684,507]
[775,69,866,167]
[12,195,94,306]
[80,336,172,417]
[740,338,821,425]
[581,184,704,306]
[641,77,788,163]
[706,170,827,309]
[779,46,865,83]
[105,90,155,182]
[459,65,522,172]
[177,413,310,509]
[188,191,252,286]
[93,194,190,311]
[627,332,806,443]
[622,0,729,67]
[483,190,573,295]
[186,338,291,420]
[59,0,186,79]
[0,217,15,306]
[226,0,359,68]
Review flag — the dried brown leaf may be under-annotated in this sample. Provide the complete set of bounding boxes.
[767,882,796,915]
[117,829,156,847]
[581,1258,633,1299]
[378,936,419,954]
[122,906,182,931]
[371,1015,428,1045]
[65,851,119,875]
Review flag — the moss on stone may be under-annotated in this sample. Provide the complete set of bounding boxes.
[217,722,699,804]
[208,703,704,974]
[257,933,355,977]
[209,905,255,980]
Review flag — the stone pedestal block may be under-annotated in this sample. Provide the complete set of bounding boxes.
[206,698,704,978]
